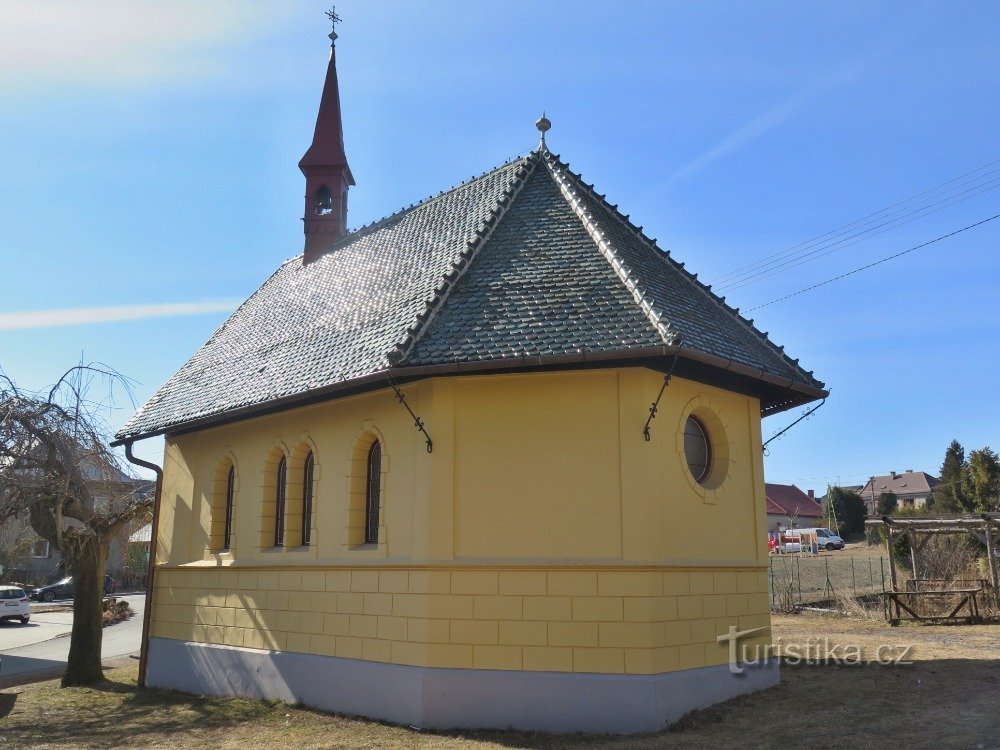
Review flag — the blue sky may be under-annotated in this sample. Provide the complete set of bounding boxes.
[1,1,998,490]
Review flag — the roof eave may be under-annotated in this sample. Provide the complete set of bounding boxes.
[112,345,827,446]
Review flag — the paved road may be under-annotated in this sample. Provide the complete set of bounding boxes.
[0,608,75,650]
[0,594,145,684]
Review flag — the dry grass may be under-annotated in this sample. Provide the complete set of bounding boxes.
[2,614,999,749]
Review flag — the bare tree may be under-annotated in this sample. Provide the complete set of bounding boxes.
[0,365,151,686]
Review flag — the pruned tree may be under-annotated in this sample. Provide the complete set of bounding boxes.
[0,365,151,686]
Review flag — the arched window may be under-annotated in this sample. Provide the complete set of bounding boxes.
[315,185,333,215]
[302,452,314,547]
[274,456,287,547]
[365,440,381,544]
[223,466,236,550]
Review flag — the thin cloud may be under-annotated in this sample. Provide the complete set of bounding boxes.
[0,301,239,331]
[0,0,294,90]
[660,56,873,191]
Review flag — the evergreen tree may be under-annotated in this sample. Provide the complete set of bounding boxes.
[962,447,1000,512]
[828,486,868,534]
[877,491,898,515]
[933,439,968,512]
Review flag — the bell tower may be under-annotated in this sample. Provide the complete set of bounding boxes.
[299,7,355,263]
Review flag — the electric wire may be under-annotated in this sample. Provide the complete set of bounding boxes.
[709,157,1000,286]
[717,175,1000,292]
[744,213,1000,312]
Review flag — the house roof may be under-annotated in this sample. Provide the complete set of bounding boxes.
[116,149,826,442]
[128,524,152,544]
[765,483,823,518]
[859,471,938,500]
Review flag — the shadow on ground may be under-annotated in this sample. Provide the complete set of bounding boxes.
[2,658,999,749]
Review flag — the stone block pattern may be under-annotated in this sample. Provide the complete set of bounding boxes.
[150,566,772,674]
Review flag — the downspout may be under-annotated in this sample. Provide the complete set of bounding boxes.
[121,440,163,689]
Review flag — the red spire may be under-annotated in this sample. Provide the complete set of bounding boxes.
[300,13,355,262]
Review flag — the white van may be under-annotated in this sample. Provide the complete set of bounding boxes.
[0,585,31,624]
[791,527,845,551]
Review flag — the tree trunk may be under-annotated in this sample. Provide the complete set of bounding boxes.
[61,539,107,686]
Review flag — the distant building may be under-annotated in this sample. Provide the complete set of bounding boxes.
[765,483,824,532]
[0,459,152,585]
[859,471,938,514]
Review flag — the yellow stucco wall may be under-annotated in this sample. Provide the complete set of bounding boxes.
[149,368,772,674]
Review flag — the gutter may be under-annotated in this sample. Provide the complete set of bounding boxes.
[120,440,164,689]
[112,346,829,445]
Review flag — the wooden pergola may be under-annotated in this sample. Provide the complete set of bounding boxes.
[865,514,1000,624]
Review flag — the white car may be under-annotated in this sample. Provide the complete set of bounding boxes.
[0,585,31,624]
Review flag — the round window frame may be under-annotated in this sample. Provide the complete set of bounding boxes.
[683,414,712,485]
[674,397,733,501]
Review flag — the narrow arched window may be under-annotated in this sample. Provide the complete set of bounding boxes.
[223,466,236,550]
[274,456,287,547]
[365,440,381,544]
[315,185,333,215]
[302,452,314,547]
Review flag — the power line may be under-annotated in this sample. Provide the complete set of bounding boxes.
[717,175,1000,292]
[708,157,1000,285]
[745,213,1000,312]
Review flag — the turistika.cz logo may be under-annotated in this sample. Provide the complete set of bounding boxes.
[717,626,914,675]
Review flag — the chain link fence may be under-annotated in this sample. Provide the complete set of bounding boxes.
[769,554,888,611]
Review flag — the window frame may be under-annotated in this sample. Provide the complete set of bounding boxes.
[683,415,712,485]
[274,455,287,547]
[364,440,381,545]
[30,539,50,559]
[223,465,236,550]
[302,451,315,547]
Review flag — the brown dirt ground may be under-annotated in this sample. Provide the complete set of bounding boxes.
[2,613,998,749]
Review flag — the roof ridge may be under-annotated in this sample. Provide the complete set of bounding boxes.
[543,152,822,389]
[303,153,533,261]
[541,153,678,346]
[386,154,541,366]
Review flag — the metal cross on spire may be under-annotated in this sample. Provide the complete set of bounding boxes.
[326,5,342,43]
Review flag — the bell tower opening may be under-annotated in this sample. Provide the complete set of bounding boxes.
[315,185,333,216]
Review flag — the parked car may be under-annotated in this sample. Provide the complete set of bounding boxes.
[791,527,845,551]
[30,575,117,602]
[0,585,32,624]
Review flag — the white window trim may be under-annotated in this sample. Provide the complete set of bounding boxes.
[31,540,51,558]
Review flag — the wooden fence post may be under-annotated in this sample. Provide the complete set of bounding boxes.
[985,521,998,591]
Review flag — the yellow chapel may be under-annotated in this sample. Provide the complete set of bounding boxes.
[116,23,826,733]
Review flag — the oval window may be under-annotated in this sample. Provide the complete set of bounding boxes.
[683,416,711,484]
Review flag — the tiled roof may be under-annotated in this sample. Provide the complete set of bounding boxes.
[859,471,938,499]
[117,149,825,441]
[765,483,823,518]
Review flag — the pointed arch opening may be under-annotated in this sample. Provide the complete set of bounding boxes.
[347,429,387,549]
[282,440,319,549]
[302,451,315,546]
[274,456,287,547]
[365,441,381,544]
[209,455,238,553]
[260,443,290,550]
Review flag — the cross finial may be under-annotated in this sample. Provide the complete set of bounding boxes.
[326,6,342,43]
